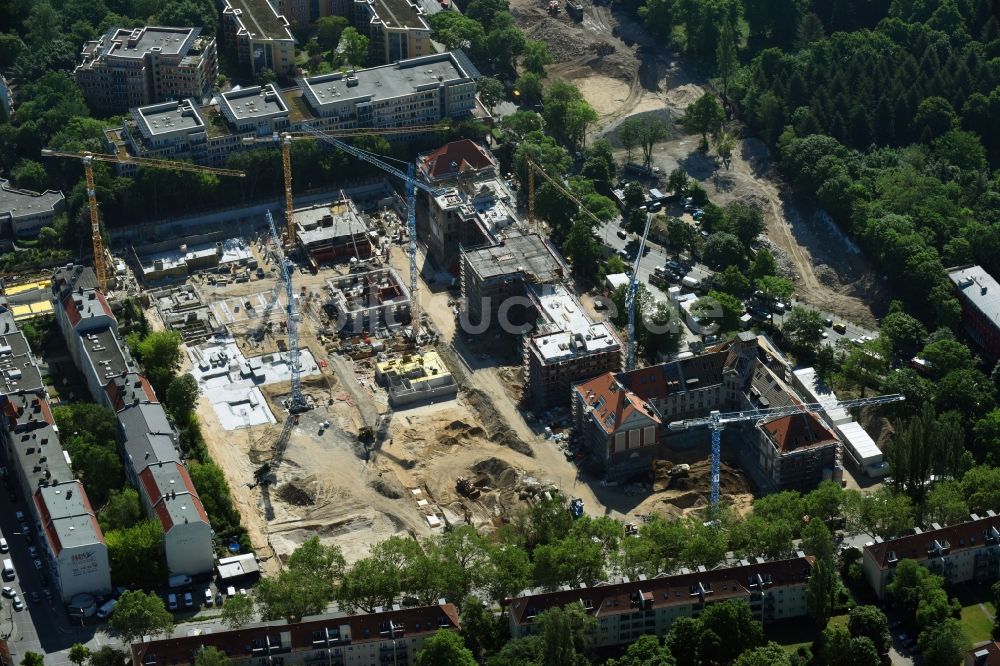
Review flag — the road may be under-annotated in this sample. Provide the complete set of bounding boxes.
[0,483,106,666]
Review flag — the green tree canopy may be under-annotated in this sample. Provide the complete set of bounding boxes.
[415,630,477,666]
[110,590,174,645]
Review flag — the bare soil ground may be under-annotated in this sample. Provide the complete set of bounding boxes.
[509,0,888,326]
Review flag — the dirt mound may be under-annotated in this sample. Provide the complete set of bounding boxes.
[369,475,405,499]
[813,264,842,287]
[464,388,534,456]
[664,491,706,510]
[527,16,590,61]
[664,83,704,109]
[471,457,516,485]
[276,479,316,506]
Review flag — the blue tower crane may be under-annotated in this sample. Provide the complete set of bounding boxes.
[265,209,308,413]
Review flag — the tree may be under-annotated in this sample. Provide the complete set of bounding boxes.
[918,618,964,666]
[485,25,526,75]
[258,537,345,622]
[193,647,230,666]
[13,160,48,192]
[134,330,183,394]
[338,27,369,68]
[315,15,349,50]
[638,117,669,168]
[702,232,745,270]
[807,557,837,627]
[692,290,743,332]
[881,308,928,359]
[562,218,602,279]
[99,488,143,532]
[666,168,688,197]
[220,592,255,629]
[733,643,791,666]
[725,202,764,248]
[782,307,824,356]
[618,118,642,165]
[110,590,174,645]
[481,543,532,607]
[521,40,552,76]
[106,520,167,588]
[415,630,477,666]
[700,600,765,663]
[681,93,725,148]
[913,96,957,142]
[543,81,597,150]
[843,487,914,539]
[755,275,794,301]
[715,18,738,105]
[536,603,595,666]
[936,368,996,422]
[848,605,891,656]
[460,597,507,663]
[165,373,199,418]
[749,248,777,279]
[68,644,90,666]
[813,625,880,666]
[515,72,543,106]
[623,182,645,210]
[20,654,44,666]
[607,635,676,666]
[88,648,128,666]
[477,76,505,114]
[923,480,969,526]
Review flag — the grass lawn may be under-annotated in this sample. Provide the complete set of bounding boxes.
[768,614,849,653]
[954,584,996,648]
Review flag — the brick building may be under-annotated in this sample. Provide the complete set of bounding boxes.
[949,265,1000,363]
[75,26,217,115]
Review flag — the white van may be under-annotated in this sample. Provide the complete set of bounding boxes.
[96,599,117,619]
[0,538,7,553]
[2,559,13,581]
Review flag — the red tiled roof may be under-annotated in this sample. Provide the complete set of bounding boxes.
[966,641,1000,664]
[139,463,210,531]
[575,372,659,435]
[508,556,815,626]
[864,514,1000,570]
[62,294,82,327]
[1,394,54,429]
[420,140,495,180]
[131,604,461,666]
[762,412,838,453]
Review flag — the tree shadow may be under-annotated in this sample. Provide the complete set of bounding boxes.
[678,150,719,182]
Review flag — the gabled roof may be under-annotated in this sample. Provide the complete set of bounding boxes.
[761,412,838,453]
[864,513,1000,570]
[574,372,659,435]
[131,604,461,666]
[105,373,157,412]
[508,556,815,627]
[419,140,496,181]
[139,462,210,531]
[1,392,54,430]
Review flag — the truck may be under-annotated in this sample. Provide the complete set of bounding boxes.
[168,574,192,588]
[569,498,585,519]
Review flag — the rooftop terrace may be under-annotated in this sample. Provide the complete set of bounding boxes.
[225,0,292,40]
[363,0,428,30]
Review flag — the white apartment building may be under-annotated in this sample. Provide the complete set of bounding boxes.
[508,556,815,648]
[863,512,1000,599]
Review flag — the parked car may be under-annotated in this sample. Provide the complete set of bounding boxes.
[167,594,178,611]
[204,589,213,606]
[1,587,14,598]
[12,595,23,611]
[616,229,627,239]
[0,539,6,554]
[183,592,193,608]
[32,560,42,571]
[27,547,37,558]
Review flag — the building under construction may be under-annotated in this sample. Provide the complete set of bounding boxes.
[375,351,457,407]
[295,197,373,268]
[326,267,411,335]
[459,232,567,330]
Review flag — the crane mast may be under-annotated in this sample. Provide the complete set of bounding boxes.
[300,123,449,339]
[669,393,905,508]
[265,210,307,413]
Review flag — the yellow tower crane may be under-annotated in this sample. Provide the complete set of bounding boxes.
[526,157,608,229]
[243,124,448,244]
[40,149,245,292]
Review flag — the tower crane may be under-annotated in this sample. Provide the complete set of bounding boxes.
[40,149,245,292]
[625,211,652,371]
[241,124,448,245]
[299,123,451,338]
[264,209,308,413]
[668,393,906,508]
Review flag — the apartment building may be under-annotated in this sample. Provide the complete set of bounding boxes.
[948,265,1000,363]
[0,311,111,602]
[416,140,516,268]
[508,556,815,648]
[221,0,296,77]
[523,283,622,409]
[459,232,567,330]
[130,603,461,666]
[106,53,478,168]
[51,265,214,577]
[862,512,1000,599]
[0,179,66,239]
[75,26,217,115]
[353,0,431,64]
